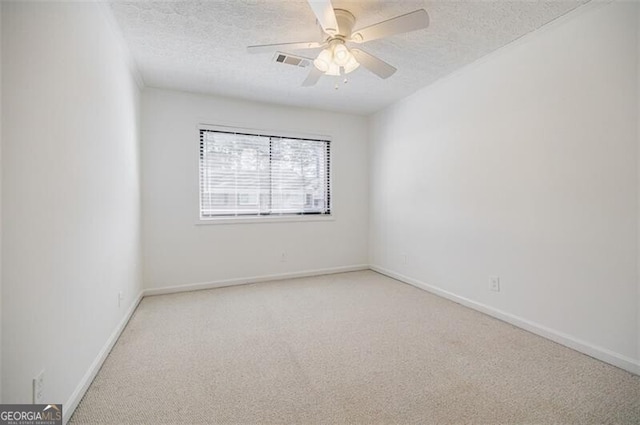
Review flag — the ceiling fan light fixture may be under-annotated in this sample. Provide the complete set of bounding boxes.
[343,54,360,74]
[333,43,350,66]
[326,61,341,76]
[313,48,332,72]
[248,3,431,87]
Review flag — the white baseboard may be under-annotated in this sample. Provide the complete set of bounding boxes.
[61,263,638,425]
[61,265,367,423]
[370,265,640,376]
[63,291,144,424]
[143,264,370,296]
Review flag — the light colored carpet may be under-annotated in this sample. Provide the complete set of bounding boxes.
[70,271,640,424]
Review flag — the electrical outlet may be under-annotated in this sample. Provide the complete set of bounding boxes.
[118,291,124,308]
[490,277,501,292]
[33,370,45,404]
[401,253,408,265]
[280,252,287,263]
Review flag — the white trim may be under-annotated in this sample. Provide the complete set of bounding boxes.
[60,262,640,425]
[63,292,144,424]
[61,265,368,422]
[370,265,640,376]
[143,264,369,296]
[196,214,334,225]
[197,124,334,223]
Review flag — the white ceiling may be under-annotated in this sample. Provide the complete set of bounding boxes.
[109,0,587,115]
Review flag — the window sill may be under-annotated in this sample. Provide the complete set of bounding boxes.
[196,215,335,225]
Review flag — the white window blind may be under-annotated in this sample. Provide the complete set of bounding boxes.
[199,128,331,218]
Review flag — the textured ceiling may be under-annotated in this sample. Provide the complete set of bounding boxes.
[109,0,587,115]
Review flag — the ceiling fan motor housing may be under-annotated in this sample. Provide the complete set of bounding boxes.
[248,2,430,86]
[332,9,356,39]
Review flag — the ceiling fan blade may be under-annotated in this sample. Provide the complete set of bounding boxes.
[351,49,396,79]
[351,9,429,43]
[247,41,324,54]
[307,0,339,35]
[302,67,323,87]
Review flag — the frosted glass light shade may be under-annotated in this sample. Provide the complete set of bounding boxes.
[313,48,332,72]
[326,62,340,76]
[333,44,349,66]
[343,54,360,74]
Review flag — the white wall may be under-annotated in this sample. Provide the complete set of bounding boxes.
[142,88,368,290]
[2,0,142,411]
[370,1,640,371]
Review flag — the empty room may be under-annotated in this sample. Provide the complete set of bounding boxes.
[1,0,640,423]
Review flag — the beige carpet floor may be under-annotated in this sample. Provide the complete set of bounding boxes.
[70,271,640,424]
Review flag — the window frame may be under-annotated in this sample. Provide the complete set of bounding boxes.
[196,124,334,225]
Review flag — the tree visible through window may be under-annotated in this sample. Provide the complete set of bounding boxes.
[199,128,331,218]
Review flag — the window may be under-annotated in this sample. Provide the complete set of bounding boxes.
[199,127,331,219]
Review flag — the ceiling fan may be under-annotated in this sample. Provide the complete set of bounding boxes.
[247,0,430,87]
